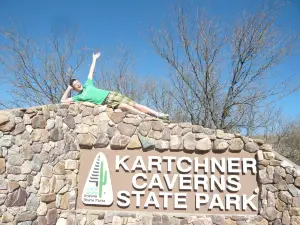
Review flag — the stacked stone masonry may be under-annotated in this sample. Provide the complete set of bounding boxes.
[0,102,299,225]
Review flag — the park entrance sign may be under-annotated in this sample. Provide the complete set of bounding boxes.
[78,149,258,215]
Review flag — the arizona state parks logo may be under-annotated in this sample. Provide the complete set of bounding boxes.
[82,152,113,205]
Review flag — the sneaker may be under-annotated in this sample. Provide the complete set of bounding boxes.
[157,113,169,120]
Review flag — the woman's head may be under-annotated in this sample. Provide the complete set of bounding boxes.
[70,79,83,92]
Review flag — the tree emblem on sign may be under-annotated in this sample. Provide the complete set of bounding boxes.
[88,155,107,198]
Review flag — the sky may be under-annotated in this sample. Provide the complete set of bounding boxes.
[0,0,300,119]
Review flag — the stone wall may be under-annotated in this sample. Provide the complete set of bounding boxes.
[0,102,300,225]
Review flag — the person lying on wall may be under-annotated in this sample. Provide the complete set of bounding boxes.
[61,51,169,120]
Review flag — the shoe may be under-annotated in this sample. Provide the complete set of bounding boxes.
[157,113,169,120]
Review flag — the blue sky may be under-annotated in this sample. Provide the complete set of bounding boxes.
[0,0,300,119]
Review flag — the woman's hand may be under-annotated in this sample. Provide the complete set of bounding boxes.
[93,52,101,60]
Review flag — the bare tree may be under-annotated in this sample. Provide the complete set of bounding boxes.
[149,3,299,131]
[95,45,145,103]
[0,27,85,107]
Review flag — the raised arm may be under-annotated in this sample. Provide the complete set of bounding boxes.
[88,52,101,80]
[61,85,74,103]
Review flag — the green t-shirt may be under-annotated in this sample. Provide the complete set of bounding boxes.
[72,79,110,105]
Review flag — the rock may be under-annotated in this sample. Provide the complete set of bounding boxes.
[75,123,89,133]
[0,111,9,125]
[181,128,192,136]
[224,219,237,225]
[37,216,47,225]
[137,133,155,150]
[39,177,50,194]
[0,112,15,132]
[290,208,300,216]
[191,125,203,133]
[57,218,67,225]
[1,211,14,223]
[8,182,19,192]
[265,207,281,221]
[171,126,182,135]
[32,155,42,172]
[123,117,142,126]
[282,210,290,225]
[110,135,130,149]
[94,133,109,148]
[0,158,5,174]
[275,180,288,191]
[213,139,229,151]
[152,121,163,131]
[46,207,57,224]
[77,133,96,148]
[82,106,93,116]
[54,162,65,175]
[63,115,75,129]
[196,137,212,152]
[0,135,14,147]
[26,194,39,211]
[65,160,77,170]
[210,215,224,225]
[295,177,300,188]
[194,133,208,140]
[11,122,25,135]
[37,202,47,216]
[32,115,46,129]
[49,127,64,141]
[245,142,259,153]
[5,188,27,207]
[32,143,43,153]
[155,140,169,151]
[260,144,273,151]
[289,184,300,197]
[109,112,126,124]
[41,165,53,178]
[191,217,212,225]
[16,211,37,222]
[291,216,300,225]
[98,121,109,134]
[40,193,56,203]
[21,161,32,174]
[162,128,170,141]
[293,197,300,207]
[21,143,34,160]
[127,135,142,149]
[148,130,162,140]
[138,122,151,136]
[228,138,244,152]
[183,133,196,151]
[82,115,94,125]
[279,191,293,204]
[267,191,276,207]
[170,135,183,150]
[276,198,287,211]
[117,123,136,137]
[281,160,292,168]
[8,153,24,166]
[216,129,224,139]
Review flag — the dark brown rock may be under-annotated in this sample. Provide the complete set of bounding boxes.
[46,208,57,225]
[5,188,28,207]
[63,115,75,129]
[32,115,46,129]
[94,133,109,148]
[49,127,64,141]
[11,122,25,135]
[41,193,56,203]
